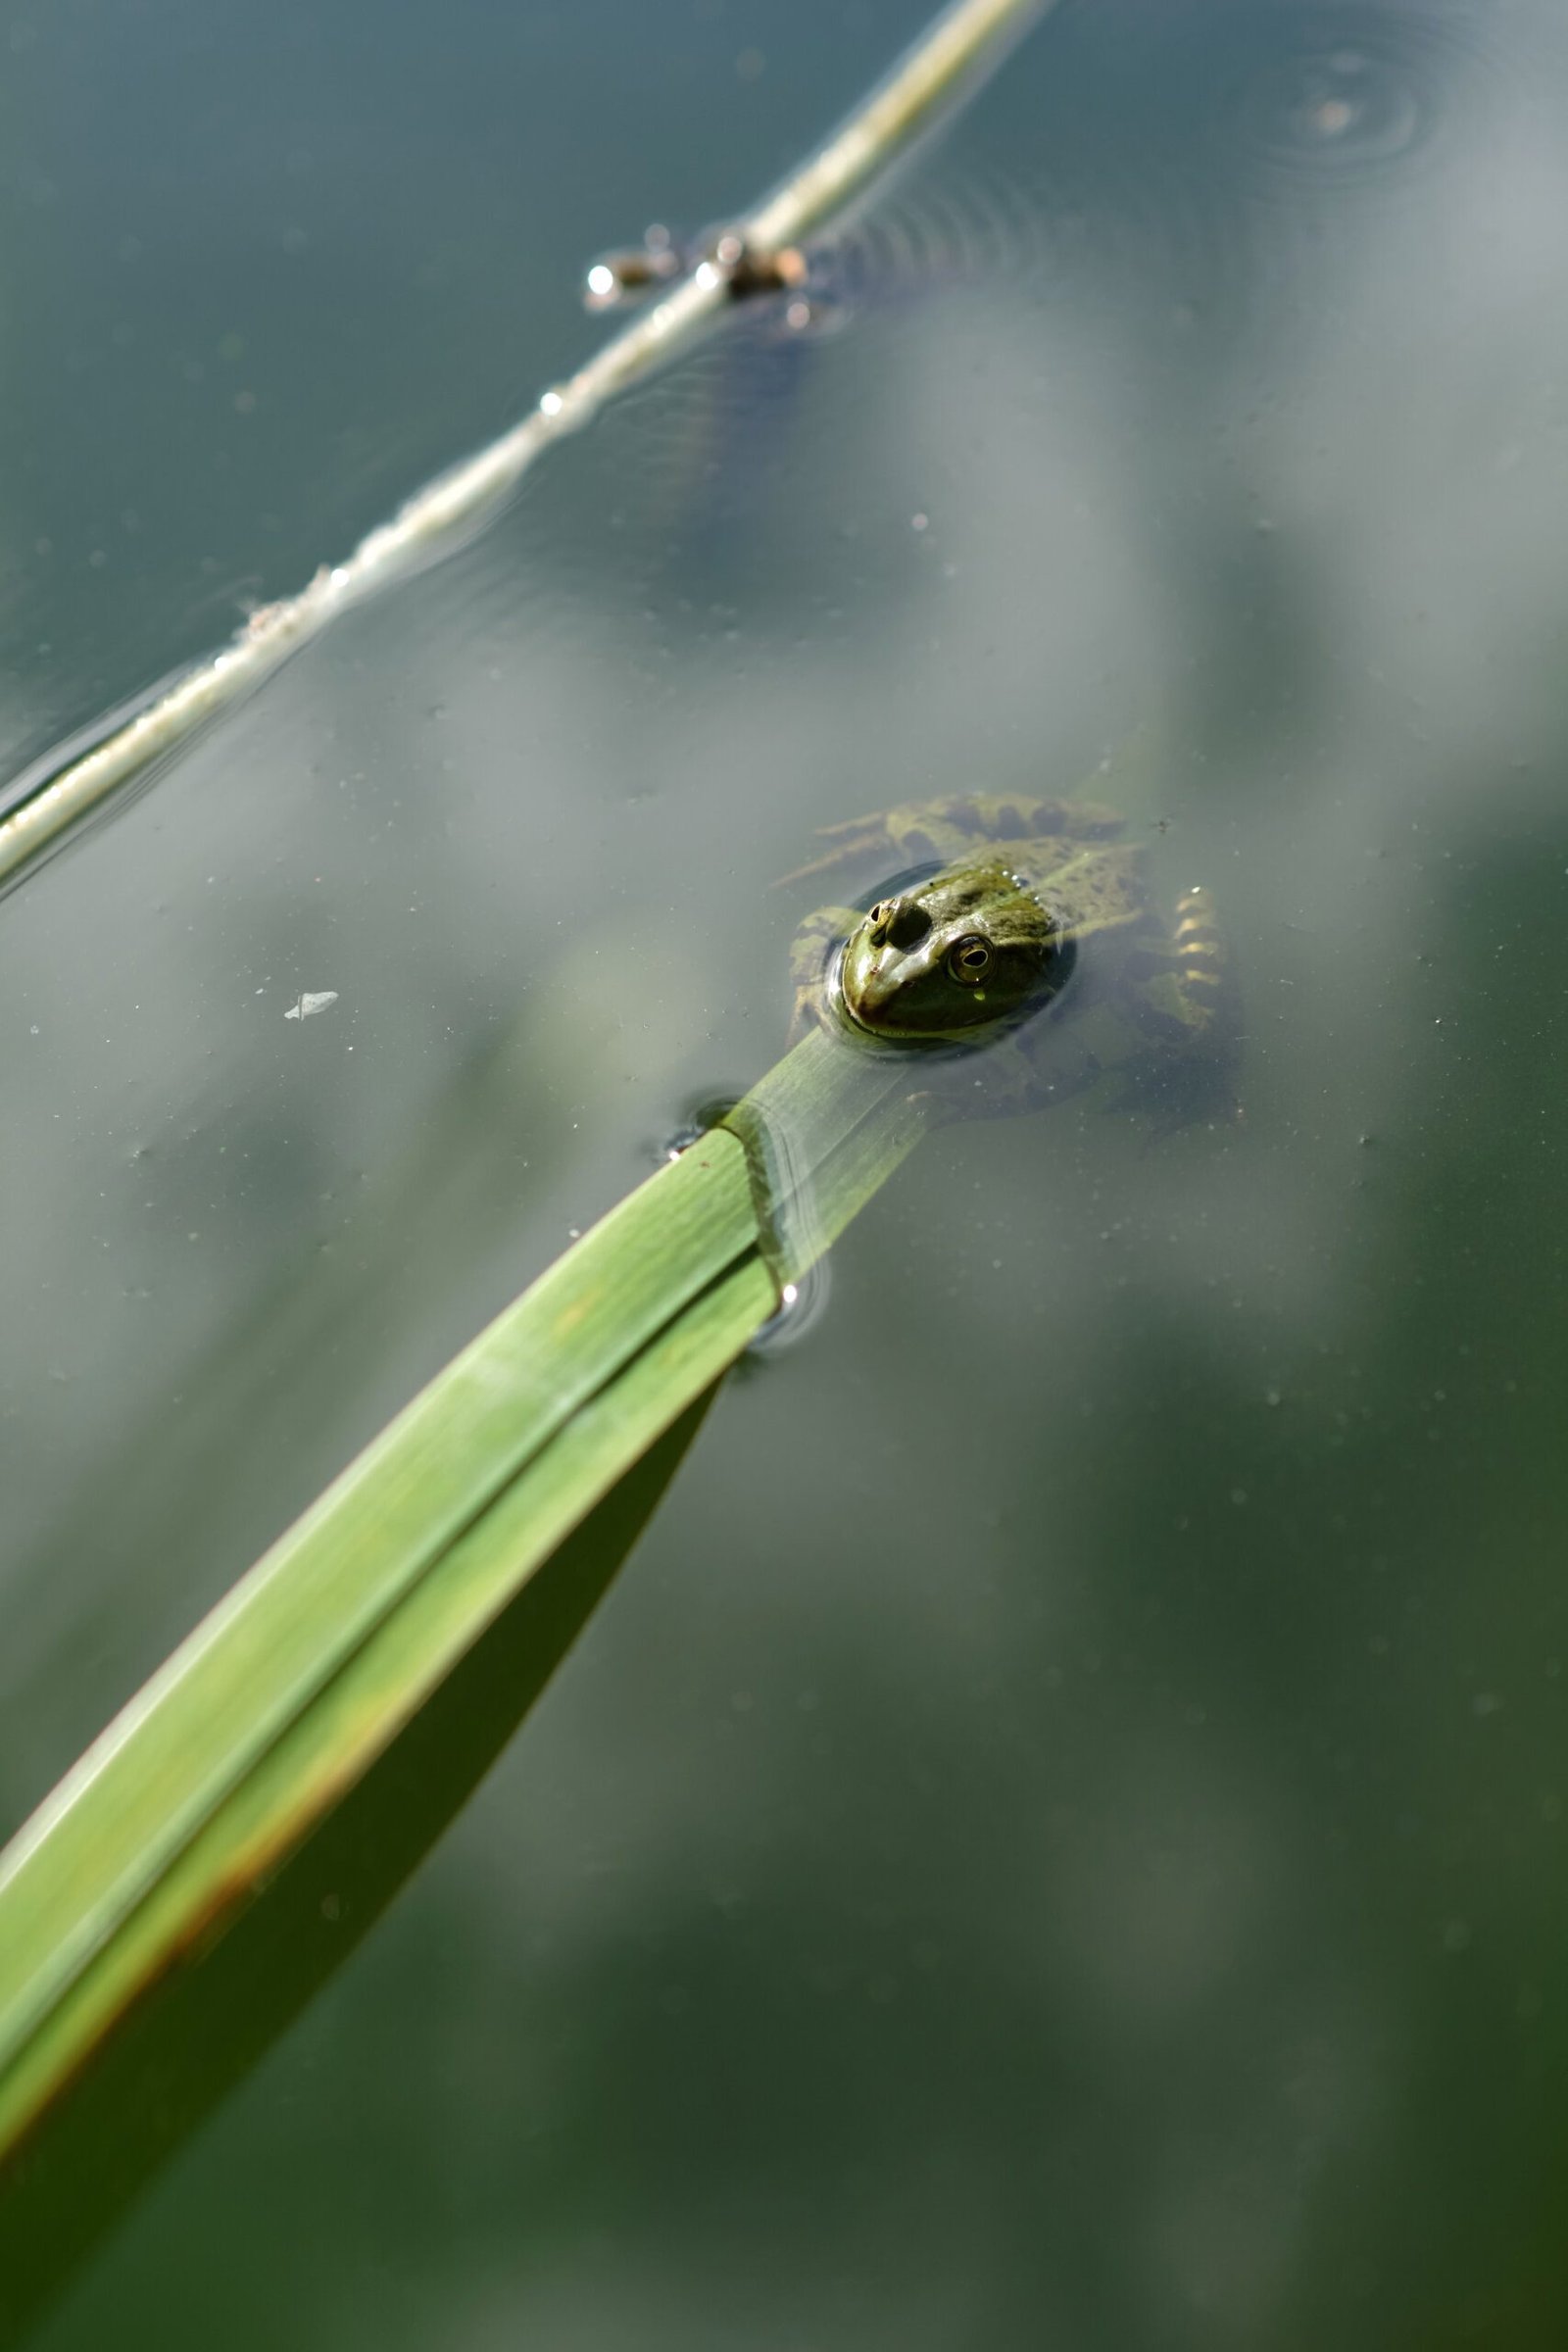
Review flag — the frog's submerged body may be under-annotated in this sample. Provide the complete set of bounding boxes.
[786,794,1237,1120]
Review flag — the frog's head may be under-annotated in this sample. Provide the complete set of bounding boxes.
[837,873,1066,1043]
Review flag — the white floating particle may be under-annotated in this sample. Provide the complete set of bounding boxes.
[284,990,338,1021]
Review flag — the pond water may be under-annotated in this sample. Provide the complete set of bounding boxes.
[6,0,1568,2343]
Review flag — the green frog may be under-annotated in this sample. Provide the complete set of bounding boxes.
[784,792,1237,1119]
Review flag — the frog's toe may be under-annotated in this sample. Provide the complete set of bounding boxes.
[774,813,897,886]
[785,996,820,1050]
[1169,885,1234,1039]
[786,903,858,1026]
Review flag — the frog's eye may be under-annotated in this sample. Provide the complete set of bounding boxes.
[947,934,993,986]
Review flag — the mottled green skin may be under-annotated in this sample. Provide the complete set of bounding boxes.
[786,794,1235,1118]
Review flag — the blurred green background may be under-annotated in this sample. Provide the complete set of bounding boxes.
[4,0,1568,2343]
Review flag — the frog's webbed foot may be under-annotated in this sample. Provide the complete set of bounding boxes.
[775,815,907,888]
[786,903,859,1045]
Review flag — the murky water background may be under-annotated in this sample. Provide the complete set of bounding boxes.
[5,0,1568,2343]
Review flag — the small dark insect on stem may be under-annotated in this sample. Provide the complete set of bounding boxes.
[583,223,809,315]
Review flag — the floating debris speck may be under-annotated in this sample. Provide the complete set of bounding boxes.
[284,991,339,1021]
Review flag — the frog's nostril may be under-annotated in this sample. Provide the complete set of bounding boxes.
[886,899,932,951]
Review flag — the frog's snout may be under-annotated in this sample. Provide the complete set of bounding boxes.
[849,956,902,1019]
[841,928,906,1017]
[845,894,934,1019]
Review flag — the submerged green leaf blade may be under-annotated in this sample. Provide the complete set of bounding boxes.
[0,1129,757,2082]
[0,1392,722,2335]
[0,1016,937,2202]
[0,1252,777,2163]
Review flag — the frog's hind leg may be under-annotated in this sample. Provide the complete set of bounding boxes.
[786,904,859,1043]
[1120,883,1240,1124]
[1168,884,1233,1042]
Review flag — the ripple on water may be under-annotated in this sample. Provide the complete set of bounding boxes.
[1224,5,1488,195]
[593,0,1558,536]
[1240,39,1425,175]
[818,6,1541,349]
[991,0,1554,344]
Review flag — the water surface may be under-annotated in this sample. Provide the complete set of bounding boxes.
[5,1,1568,2344]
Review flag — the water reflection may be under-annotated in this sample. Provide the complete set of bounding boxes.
[8,0,1568,2344]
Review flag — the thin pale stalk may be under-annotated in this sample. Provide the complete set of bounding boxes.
[0,0,1054,887]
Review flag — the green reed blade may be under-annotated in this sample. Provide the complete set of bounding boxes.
[0,1381,731,2333]
[0,1128,759,2083]
[0,1024,937,2204]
